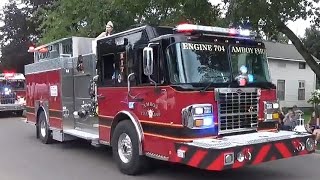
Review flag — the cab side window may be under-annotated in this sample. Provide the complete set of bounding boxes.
[100,53,116,86]
[114,51,128,86]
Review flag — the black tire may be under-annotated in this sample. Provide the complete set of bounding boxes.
[111,120,149,175]
[37,111,53,144]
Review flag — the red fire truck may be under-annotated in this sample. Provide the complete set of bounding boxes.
[25,24,316,175]
[0,72,26,116]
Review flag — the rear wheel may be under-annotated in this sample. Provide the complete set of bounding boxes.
[37,111,53,144]
[111,120,149,175]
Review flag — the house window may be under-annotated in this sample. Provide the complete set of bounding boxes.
[299,62,306,69]
[277,80,285,101]
[298,80,305,100]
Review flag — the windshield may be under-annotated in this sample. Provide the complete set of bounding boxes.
[0,80,25,90]
[166,42,271,85]
[230,45,271,83]
[166,42,230,84]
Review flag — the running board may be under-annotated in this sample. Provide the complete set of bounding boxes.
[63,129,99,141]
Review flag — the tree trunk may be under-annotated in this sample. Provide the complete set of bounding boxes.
[276,21,320,78]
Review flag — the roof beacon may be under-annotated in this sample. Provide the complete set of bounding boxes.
[174,23,254,38]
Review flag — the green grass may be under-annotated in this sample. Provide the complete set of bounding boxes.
[303,111,312,124]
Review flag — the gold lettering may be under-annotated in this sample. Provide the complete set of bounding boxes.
[181,43,224,52]
[232,46,265,54]
[194,44,200,50]
[232,46,241,53]
[214,45,225,52]
[182,43,189,50]
[187,43,194,50]
[201,44,208,51]
[254,48,266,54]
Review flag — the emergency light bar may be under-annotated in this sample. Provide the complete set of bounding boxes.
[174,24,256,38]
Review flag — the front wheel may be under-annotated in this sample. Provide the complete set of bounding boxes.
[111,120,149,175]
[37,111,53,144]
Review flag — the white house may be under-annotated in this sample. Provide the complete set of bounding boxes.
[264,41,318,108]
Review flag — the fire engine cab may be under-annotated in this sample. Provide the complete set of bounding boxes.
[0,72,26,116]
[25,24,316,175]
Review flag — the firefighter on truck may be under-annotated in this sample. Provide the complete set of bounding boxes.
[24,23,316,175]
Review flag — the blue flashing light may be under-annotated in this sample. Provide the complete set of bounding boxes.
[240,65,248,74]
[195,124,219,136]
[248,74,254,83]
[240,29,251,36]
[203,116,214,126]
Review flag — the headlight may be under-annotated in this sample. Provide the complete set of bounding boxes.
[273,103,279,109]
[182,104,214,129]
[194,107,204,115]
[4,87,11,95]
[264,101,280,121]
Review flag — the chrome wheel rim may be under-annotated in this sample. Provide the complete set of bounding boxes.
[40,120,46,137]
[118,133,133,163]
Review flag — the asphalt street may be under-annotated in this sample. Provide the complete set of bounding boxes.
[0,115,320,180]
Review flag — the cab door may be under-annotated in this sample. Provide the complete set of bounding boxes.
[127,43,170,155]
[131,43,167,119]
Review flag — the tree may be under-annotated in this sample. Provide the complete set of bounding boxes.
[303,25,320,59]
[0,0,55,73]
[36,0,223,43]
[113,0,223,27]
[0,2,34,73]
[36,0,137,43]
[267,32,290,44]
[223,0,320,77]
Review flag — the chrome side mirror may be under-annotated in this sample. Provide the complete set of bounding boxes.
[143,47,154,76]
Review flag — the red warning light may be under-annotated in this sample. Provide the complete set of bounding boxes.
[38,47,48,53]
[3,71,15,78]
[28,46,35,52]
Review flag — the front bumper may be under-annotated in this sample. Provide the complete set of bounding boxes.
[0,104,25,112]
[174,131,315,171]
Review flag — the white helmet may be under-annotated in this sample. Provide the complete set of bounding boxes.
[106,21,113,28]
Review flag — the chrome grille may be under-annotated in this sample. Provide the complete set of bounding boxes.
[215,88,260,134]
[0,93,16,104]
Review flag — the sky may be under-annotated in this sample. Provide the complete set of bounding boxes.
[0,0,315,38]
[208,0,313,38]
